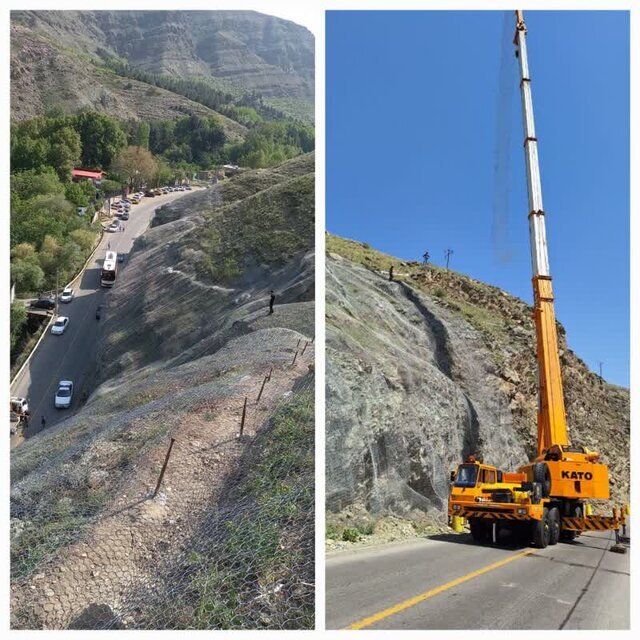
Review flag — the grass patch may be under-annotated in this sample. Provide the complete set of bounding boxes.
[156,388,315,629]
[193,167,314,285]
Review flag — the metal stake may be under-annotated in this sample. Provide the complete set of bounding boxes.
[239,396,248,435]
[291,349,299,365]
[256,375,268,403]
[153,438,176,498]
[301,341,308,355]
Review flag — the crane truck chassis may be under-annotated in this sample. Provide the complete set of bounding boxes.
[447,11,628,550]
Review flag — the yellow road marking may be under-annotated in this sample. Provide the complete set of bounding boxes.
[346,547,535,630]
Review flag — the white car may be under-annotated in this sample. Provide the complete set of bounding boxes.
[59,287,74,303]
[54,380,74,409]
[107,221,120,232]
[51,316,69,335]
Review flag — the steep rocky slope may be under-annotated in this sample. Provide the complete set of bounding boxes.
[10,23,242,136]
[11,10,313,120]
[97,153,314,383]
[326,235,629,534]
[10,156,315,630]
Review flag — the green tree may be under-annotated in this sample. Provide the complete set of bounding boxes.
[149,120,176,155]
[10,243,38,261]
[10,303,28,351]
[99,178,124,197]
[65,182,91,207]
[153,159,174,187]
[134,121,150,149]
[11,257,45,294]
[46,126,81,180]
[110,146,157,190]
[74,112,128,168]
[70,229,96,252]
[11,168,64,200]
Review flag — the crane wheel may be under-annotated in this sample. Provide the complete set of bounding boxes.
[532,462,552,498]
[469,518,488,543]
[548,507,560,545]
[531,507,551,548]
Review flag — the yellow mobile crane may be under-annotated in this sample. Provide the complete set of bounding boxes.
[448,11,626,548]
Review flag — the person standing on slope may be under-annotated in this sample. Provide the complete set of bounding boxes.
[269,290,276,315]
[389,265,394,281]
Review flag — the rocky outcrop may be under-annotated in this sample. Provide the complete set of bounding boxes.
[11,10,313,103]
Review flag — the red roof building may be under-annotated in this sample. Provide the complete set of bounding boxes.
[72,168,106,181]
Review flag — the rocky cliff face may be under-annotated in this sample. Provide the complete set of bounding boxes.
[10,23,249,134]
[326,236,629,527]
[11,10,313,103]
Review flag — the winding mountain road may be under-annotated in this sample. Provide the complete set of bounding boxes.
[10,188,200,448]
[326,527,630,629]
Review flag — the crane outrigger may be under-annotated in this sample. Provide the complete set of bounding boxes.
[447,10,626,548]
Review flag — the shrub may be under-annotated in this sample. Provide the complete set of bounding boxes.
[342,528,360,542]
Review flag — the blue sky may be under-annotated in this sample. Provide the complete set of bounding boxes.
[326,10,629,387]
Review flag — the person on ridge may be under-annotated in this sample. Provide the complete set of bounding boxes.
[269,290,276,315]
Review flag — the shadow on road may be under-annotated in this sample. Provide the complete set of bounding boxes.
[427,531,530,550]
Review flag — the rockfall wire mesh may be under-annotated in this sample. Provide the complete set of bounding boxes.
[10,334,315,630]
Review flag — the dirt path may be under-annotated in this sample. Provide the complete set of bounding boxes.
[11,346,313,629]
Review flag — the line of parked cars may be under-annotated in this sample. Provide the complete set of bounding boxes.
[144,185,191,197]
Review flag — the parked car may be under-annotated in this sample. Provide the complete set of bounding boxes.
[144,191,156,197]
[185,185,192,190]
[29,297,56,310]
[51,316,69,335]
[59,287,74,303]
[54,380,74,409]
[120,211,130,220]
[107,221,120,232]
[10,397,29,415]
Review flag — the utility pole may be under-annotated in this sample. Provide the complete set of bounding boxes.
[444,248,454,270]
[598,361,604,385]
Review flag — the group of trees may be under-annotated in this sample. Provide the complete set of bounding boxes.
[11,168,98,294]
[147,115,227,167]
[101,55,288,123]
[226,121,315,168]
[11,112,128,180]
[11,106,314,294]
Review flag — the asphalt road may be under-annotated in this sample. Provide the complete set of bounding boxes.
[326,527,630,630]
[10,188,200,448]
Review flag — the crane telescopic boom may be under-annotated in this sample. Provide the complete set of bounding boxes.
[514,10,568,456]
[447,10,615,551]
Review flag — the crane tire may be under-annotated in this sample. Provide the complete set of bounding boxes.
[532,462,552,498]
[548,507,560,545]
[532,507,551,548]
[469,518,488,543]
